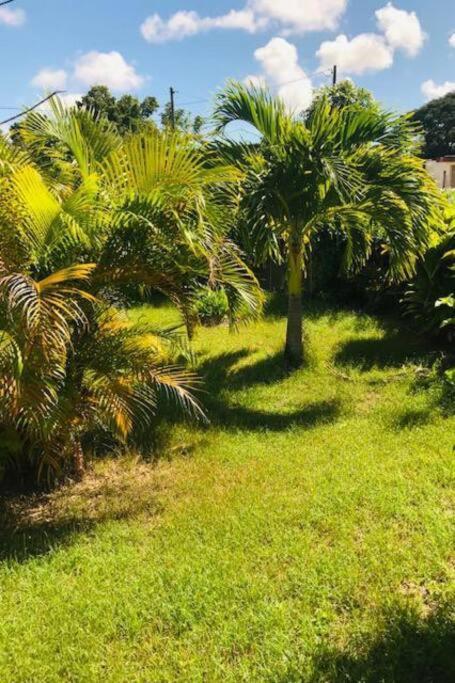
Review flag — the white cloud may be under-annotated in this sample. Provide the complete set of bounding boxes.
[35,92,82,114]
[59,93,83,108]
[73,51,144,91]
[421,80,455,101]
[375,3,425,57]
[244,74,267,89]
[250,0,347,33]
[248,37,313,113]
[141,9,260,43]
[316,3,425,76]
[0,6,26,27]
[140,0,348,43]
[31,68,68,91]
[449,33,455,48]
[317,33,394,75]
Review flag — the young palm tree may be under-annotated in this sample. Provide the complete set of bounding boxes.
[0,98,263,482]
[214,83,441,366]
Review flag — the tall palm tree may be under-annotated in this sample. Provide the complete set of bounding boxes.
[214,83,441,366]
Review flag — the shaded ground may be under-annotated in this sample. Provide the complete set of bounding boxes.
[0,301,453,682]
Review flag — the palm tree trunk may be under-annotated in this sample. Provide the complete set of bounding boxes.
[73,438,85,481]
[285,234,304,367]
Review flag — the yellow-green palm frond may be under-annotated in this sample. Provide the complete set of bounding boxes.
[11,164,102,265]
[1,264,96,358]
[16,96,122,180]
[214,80,292,143]
[0,135,30,177]
[103,131,239,213]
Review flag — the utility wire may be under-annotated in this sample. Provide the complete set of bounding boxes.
[0,91,65,126]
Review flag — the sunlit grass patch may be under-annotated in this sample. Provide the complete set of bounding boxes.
[1,301,454,682]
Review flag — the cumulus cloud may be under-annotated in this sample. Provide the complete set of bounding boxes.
[59,93,83,108]
[421,80,455,100]
[31,68,68,91]
[247,37,313,113]
[449,33,455,48]
[317,34,394,75]
[141,0,348,43]
[250,0,347,33]
[375,3,425,57]
[73,51,144,91]
[316,3,425,76]
[244,74,267,89]
[141,9,260,43]
[0,6,26,27]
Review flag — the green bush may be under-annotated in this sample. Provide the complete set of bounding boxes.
[403,197,455,337]
[194,288,229,326]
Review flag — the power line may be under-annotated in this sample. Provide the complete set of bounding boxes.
[0,91,65,126]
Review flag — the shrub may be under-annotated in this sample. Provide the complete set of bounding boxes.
[403,199,455,336]
[194,287,229,326]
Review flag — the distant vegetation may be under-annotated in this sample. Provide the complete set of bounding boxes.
[413,90,455,158]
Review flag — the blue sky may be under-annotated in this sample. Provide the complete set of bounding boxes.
[0,0,454,124]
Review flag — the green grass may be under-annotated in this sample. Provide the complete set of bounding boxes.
[1,300,454,682]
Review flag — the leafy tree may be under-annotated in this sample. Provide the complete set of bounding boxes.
[214,82,441,366]
[0,98,262,483]
[78,86,159,135]
[161,102,204,133]
[308,80,380,114]
[412,91,455,158]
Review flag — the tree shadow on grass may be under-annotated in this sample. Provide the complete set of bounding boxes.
[198,349,291,392]
[207,397,341,432]
[334,328,432,371]
[197,350,341,432]
[392,408,434,431]
[0,459,164,563]
[308,603,455,683]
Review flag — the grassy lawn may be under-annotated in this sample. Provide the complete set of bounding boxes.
[1,300,454,682]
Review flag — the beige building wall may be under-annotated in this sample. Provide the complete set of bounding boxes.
[425,160,455,189]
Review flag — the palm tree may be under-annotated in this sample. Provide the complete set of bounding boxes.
[0,98,263,482]
[214,83,441,366]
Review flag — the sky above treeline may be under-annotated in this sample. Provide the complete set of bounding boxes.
[0,0,454,124]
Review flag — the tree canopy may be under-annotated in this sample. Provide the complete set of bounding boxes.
[307,80,380,116]
[412,91,455,158]
[78,86,159,135]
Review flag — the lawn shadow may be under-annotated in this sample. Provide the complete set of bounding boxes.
[198,349,291,393]
[206,398,341,432]
[334,324,432,372]
[307,603,455,683]
[0,458,164,563]
[197,349,341,432]
[393,408,434,431]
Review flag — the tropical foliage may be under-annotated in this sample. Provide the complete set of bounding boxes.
[214,82,441,365]
[0,98,262,483]
[403,200,455,336]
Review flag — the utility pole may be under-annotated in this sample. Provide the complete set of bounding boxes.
[169,87,176,130]
[332,65,338,86]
